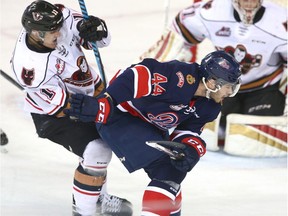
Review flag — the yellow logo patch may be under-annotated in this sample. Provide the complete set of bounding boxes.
[186,74,195,85]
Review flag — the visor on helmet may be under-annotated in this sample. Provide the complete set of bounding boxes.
[214,77,241,97]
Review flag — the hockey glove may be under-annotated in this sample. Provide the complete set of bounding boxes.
[64,93,114,123]
[0,130,8,146]
[77,16,108,42]
[170,136,206,173]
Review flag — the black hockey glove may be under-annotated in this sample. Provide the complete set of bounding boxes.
[169,136,206,172]
[77,16,108,42]
[0,130,8,146]
[64,93,114,123]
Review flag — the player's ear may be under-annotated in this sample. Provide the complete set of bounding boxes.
[206,78,216,90]
[30,30,39,38]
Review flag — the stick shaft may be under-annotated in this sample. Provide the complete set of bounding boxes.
[0,69,24,91]
[77,0,107,87]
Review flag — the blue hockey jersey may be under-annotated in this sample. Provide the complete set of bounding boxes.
[107,58,221,137]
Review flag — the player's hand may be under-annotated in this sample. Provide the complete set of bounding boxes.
[64,93,113,123]
[77,16,108,42]
[170,136,206,172]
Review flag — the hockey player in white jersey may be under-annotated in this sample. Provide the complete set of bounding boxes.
[140,0,287,155]
[171,0,286,117]
[10,1,132,215]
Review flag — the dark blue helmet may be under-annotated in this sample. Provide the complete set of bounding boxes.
[201,50,241,84]
[22,0,64,32]
[200,50,242,97]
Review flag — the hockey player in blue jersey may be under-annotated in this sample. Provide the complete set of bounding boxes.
[65,50,241,215]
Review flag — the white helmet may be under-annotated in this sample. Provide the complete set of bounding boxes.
[232,0,263,25]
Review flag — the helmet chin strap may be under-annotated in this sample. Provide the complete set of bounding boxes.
[202,77,221,99]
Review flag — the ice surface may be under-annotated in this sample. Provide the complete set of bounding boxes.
[0,0,287,215]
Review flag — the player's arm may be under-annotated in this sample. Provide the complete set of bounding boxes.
[171,5,205,45]
[26,85,69,117]
[64,59,165,122]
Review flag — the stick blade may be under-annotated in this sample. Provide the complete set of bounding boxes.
[146,141,185,160]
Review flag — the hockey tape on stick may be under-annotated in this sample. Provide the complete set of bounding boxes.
[146,141,185,160]
[77,0,107,87]
[0,69,24,91]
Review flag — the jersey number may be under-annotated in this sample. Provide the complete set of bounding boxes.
[152,73,167,96]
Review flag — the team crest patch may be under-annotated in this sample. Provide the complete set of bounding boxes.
[55,58,65,74]
[186,74,195,85]
[176,71,184,87]
[21,67,35,86]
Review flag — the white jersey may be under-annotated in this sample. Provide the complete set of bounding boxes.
[11,6,111,115]
[171,0,287,93]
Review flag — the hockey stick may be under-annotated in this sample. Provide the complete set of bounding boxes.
[0,69,24,91]
[163,0,171,29]
[77,0,107,87]
[146,141,185,160]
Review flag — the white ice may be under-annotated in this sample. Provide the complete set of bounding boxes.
[0,0,287,215]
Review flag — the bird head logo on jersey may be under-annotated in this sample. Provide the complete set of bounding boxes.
[21,67,35,86]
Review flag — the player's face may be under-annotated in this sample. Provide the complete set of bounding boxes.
[42,29,61,49]
[238,0,259,10]
[210,84,234,103]
[238,0,260,22]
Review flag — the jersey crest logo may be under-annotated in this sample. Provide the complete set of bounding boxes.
[64,56,93,87]
[147,112,179,130]
[151,73,167,96]
[219,44,262,74]
[21,67,35,86]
